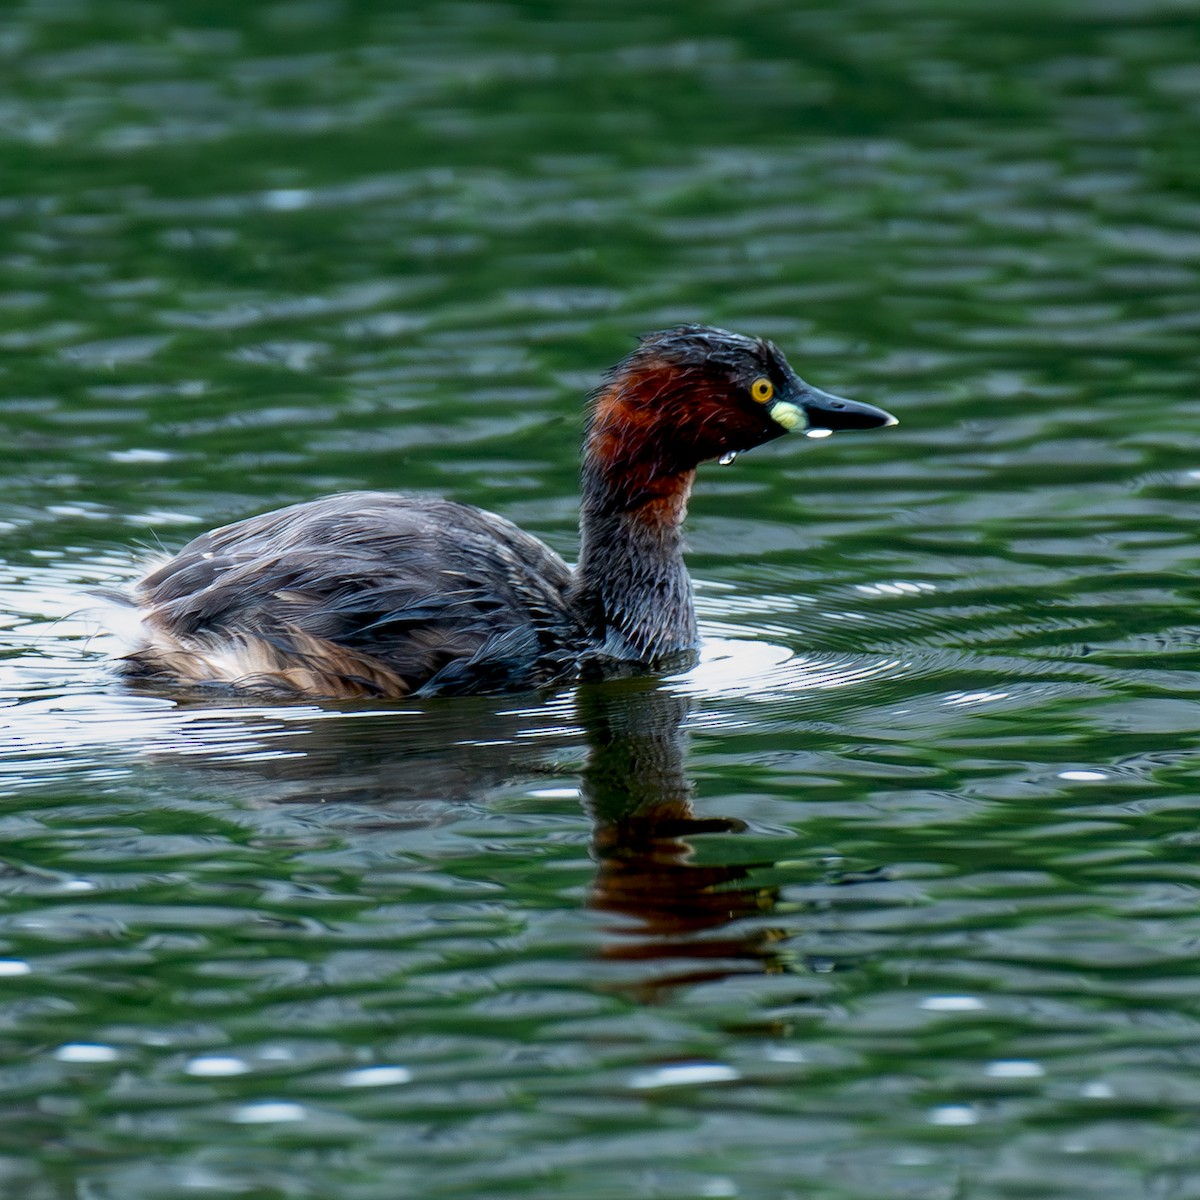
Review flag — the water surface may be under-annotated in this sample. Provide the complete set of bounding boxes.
[2,1,1200,1197]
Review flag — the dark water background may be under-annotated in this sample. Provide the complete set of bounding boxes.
[2,1,1200,1197]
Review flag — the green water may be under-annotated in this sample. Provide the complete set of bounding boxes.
[2,0,1200,1196]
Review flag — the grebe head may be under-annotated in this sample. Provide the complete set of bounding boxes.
[587,324,896,486]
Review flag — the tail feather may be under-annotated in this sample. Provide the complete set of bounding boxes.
[83,587,150,657]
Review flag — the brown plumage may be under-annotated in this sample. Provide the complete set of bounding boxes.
[112,325,896,699]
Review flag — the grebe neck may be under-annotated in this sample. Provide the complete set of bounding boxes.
[569,454,699,665]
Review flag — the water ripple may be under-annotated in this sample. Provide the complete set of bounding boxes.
[1,2,1199,1196]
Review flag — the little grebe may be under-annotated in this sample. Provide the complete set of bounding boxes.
[113,325,896,699]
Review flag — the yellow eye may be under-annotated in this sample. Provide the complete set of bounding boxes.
[750,377,774,404]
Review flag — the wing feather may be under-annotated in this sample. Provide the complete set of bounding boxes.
[119,492,581,698]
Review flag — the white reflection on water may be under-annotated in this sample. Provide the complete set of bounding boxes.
[184,1056,251,1077]
[678,634,908,699]
[628,1062,741,1089]
[341,1065,413,1087]
[230,1101,308,1124]
[53,1043,120,1063]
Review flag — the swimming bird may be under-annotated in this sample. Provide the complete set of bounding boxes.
[111,324,896,699]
